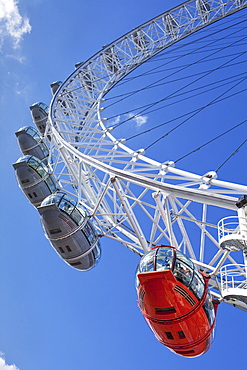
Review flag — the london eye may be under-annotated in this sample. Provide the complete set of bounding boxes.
[13,0,247,356]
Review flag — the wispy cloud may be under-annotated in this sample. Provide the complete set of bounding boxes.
[0,356,20,370]
[107,112,148,129]
[0,0,31,49]
[110,115,121,126]
[126,112,148,127]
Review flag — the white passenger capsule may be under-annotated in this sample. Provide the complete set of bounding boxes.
[38,192,101,270]
[30,102,49,135]
[13,155,58,207]
[15,126,49,164]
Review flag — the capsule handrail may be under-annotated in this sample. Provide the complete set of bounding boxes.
[17,171,53,190]
[44,214,97,243]
[20,141,48,153]
[220,264,247,291]
[66,240,100,262]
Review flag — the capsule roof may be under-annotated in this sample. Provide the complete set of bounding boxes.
[136,245,205,300]
[137,246,194,273]
[14,154,48,169]
[15,126,41,139]
[41,192,87,219]
[29,102,49,113]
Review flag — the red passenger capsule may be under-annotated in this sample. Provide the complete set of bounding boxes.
[135,245,219,357]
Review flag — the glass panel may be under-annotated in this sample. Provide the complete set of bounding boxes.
[33,132,42,142]
[41,194,52,206]
[71,207,83,225]
[139,250,155,273]
[38,102,49,114]
[28,156,38,169]
[190,271,205,299]
[176,250,194,269]
[155,247,173,271]
[83,221,97,245]
[203,293,215,326]
[42,193,61,206]
[45,176,56,192]
[174,260,193,287]
[59,197,75,215]
[36,163,47,177]
[75,203,86,217]
[27,156,48,177]
[135,264,141,288]
[52,193,63,205]
[40,143,49,157]
[92,243,101,260]
[26,126,39,141]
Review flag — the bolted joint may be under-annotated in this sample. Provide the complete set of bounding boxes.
[159,161,175,174]
[131,148,145,162]
[202,170,218,184]
[236,195,247,209]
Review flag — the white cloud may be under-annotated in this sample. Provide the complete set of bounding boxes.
[107,112,148,129]
[0,357,20,370]
[0,0,31,49]
[127,112,148,127]
[111,115,121,125]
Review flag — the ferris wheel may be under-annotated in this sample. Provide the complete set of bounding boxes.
[14,0,247,314]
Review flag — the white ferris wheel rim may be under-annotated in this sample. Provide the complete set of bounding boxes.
[49,0,246,193]
[46,0,247,310]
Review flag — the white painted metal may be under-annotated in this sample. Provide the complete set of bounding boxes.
[43,0,247,310]
[220,264,247,304]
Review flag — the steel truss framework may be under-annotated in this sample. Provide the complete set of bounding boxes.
[43,0,247,310]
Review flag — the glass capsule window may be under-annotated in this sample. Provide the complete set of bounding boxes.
[173,251,205,299]
[40,143,49,157]
[203,292,215,327]
[45,176,57,192]
[155,247,174,271]
[176,250,194,269]
[72,205,87,223]
[18,126,41,142]
[27,156,48,177]
[27,127,41,141]
[139,250,156,273]
[41,193,62,206]
[137,246,174,274]
[190,270,205,299]
[135,246,174,289]
[41,192,91,228]
[174,259,194,287]
[136,246,206,300]
[93,243,101,260]
[17,155,47,176]
[37,102,49,114]
[59,196,76,215]
[83,221,98,245]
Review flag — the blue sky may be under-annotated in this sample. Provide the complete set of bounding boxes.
[0,1,246,369]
